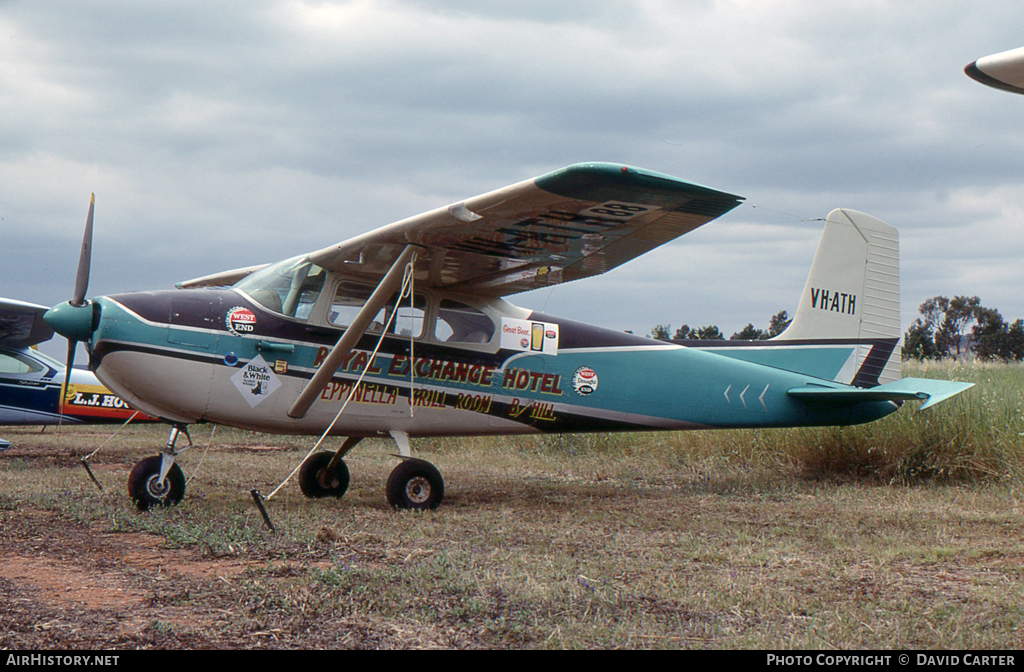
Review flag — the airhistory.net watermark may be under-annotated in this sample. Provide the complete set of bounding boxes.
[6,655,119,666]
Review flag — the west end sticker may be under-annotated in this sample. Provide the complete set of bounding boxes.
[572,367,598,396]
[226,306,257,335]
[230,355,282,407]
[500,318,559,355]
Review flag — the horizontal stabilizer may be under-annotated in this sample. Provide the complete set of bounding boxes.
[788,377,974,411]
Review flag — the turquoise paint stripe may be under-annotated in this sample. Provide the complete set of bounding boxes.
[96,299,174,348]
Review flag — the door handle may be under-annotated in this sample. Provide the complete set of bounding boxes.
[257,340,295,354]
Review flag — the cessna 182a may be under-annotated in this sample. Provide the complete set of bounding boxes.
[0,297,150,450]
[43,163,972,511]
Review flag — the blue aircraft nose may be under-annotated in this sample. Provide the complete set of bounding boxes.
[44,301,98,343]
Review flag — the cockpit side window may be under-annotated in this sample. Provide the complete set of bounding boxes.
[233,256,327,320]
[435,299,495,344]
[328,281,426,338]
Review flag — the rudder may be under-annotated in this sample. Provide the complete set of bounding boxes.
[774,209,901,386]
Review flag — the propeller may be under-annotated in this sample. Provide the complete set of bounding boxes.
[72,194,94,307]
[44,194,98,428]
[58,337,76,432]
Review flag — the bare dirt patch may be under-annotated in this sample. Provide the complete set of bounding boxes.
[0,503,491,649]
[0,508,250,648]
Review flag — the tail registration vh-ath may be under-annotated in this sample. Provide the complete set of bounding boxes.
[43,164,972,511]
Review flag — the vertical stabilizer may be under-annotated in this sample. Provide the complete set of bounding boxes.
[774,209,901,386]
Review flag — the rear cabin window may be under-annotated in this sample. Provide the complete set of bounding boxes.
[434,299,495,344]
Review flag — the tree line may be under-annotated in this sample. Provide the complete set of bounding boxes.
[649,311,793,341]
[902,295,1024,362]
[647,296,1024,363]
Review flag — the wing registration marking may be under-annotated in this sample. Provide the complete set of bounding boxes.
[578,201,659,220]
[447,206,651,260]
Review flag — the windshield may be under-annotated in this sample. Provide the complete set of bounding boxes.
[234,255,327,319]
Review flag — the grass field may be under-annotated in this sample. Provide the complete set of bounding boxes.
[1,360,1023,649]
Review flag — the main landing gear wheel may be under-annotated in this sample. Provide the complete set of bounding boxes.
[128,455,185,511]
[386,458,444,511]
[299,452,350,498]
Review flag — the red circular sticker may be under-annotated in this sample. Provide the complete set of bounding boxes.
[226,306,257,335]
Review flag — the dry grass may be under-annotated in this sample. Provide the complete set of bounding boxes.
[1,360,1023,649]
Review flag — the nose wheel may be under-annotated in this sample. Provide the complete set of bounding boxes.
[128,424,190,511]
[128,455,185,511]
[386,458,444,510]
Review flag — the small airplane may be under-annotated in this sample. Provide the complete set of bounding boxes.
[965,46,1024,94]
[0,297,151,450]
[42,164,972,511]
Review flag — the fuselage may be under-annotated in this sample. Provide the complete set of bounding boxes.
[81,285,899,437]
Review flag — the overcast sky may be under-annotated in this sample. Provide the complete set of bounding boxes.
[5,0,1024,358]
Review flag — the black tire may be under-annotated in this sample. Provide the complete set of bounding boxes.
[298,452,350,499]
[385,458,444,510]
[128,455,185,511]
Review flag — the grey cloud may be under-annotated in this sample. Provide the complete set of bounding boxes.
[5,0,1024,348]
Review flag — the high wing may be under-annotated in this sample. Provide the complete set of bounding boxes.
[0,298,54,349]
[292,163,743,296]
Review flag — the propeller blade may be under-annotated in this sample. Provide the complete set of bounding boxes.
[56,338,76,433]
[72,194,94,307]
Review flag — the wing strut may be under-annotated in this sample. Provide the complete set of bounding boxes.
[287,244,420,419]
